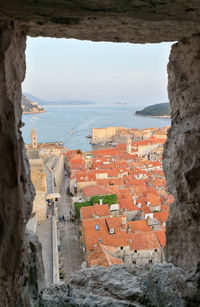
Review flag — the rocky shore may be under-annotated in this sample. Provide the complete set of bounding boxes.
[22,94,45,114]
[135,113,170,119]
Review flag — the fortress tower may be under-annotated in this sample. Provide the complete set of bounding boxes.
[126,137,132,154]
[31,128,38,150]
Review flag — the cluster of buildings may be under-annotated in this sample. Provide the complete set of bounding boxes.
[90,125,168,146]
[65,126,173,268]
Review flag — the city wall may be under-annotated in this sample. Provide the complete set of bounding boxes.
[30,159,47,222]
[53,154,65,193]
[91,127,126,144]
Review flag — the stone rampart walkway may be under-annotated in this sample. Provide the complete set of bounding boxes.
[57,176,84,281]
[36,161,55,286]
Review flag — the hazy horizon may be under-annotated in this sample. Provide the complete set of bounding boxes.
[23,37,173,106]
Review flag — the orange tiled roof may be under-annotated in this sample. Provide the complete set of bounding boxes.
[87,244,123,267]
[82,185,111,197]
[82,217,129,252]
[155,230,166,248]
[154,211,169,224]
[118,198,138,212]
[127,220,152,233]
[81,204,110,219]
[70,158,85,170]
[128,232,160,250]
[96,178,110,186]
[76,173,96,182]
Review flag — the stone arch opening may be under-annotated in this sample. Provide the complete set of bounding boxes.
[0,2,200,305]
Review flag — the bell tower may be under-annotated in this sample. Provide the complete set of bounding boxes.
[126,137,131,154]
[31,128,37,150]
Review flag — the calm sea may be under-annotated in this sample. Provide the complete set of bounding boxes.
[22,104,171,152]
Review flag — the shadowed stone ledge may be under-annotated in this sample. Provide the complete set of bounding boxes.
[40,263,200,307]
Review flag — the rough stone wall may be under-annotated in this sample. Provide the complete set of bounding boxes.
[30,163,47,221]
[31,169,47,192]
[41,263,200,306]
[32,191,47,222]
[0,21,45,306]
[0,2,200,305]
[163,34,200,273]
[0,21,26,306]
[1,1,200,42]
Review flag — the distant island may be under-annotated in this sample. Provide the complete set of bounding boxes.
[24,92,96,106]
[135,103,170,118]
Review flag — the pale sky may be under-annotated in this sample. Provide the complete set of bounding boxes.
[23,37,173,105]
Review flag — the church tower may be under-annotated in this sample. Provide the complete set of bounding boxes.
[126,137,131,154]
[31,128,37,150]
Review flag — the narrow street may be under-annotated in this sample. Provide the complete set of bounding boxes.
[57,175,84,281]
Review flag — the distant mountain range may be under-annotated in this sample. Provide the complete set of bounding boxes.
[135,103,170,117]
[24,92,96,106]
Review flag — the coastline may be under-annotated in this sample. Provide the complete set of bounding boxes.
[23,110,46,114]
[134,113,170,119]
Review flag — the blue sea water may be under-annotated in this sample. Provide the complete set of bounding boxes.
[22,104,171,152]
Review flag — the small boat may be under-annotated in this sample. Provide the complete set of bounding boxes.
[85,134,92,138]
[70,130,73,135]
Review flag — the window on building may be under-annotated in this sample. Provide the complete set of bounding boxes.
[149,260,152,264]
[134,250,137,253]
[95,224,99,231]
[154,249,157,252]
[109,227,115,234]
[132,260,136,264]
[120,246,123,250]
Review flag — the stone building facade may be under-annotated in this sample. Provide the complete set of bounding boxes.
[91,127,126,144]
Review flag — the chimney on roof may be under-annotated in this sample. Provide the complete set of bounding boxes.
[121,216,126,231]
[127,224,131,233]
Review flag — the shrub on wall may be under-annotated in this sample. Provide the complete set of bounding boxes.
[90,194,117,206]
[74,201,91,218]
[75,194,118,218]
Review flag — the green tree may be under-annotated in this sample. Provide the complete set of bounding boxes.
[76,149,82,155]
[74,201,91,218]
[90,194,117,207]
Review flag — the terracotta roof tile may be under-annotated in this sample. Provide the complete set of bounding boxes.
[128,232,160,250]
[127,220,152,233]
[87,244,123,267]
[82,185,111,197]
[81,204,110,219]
[155,230,166,248]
